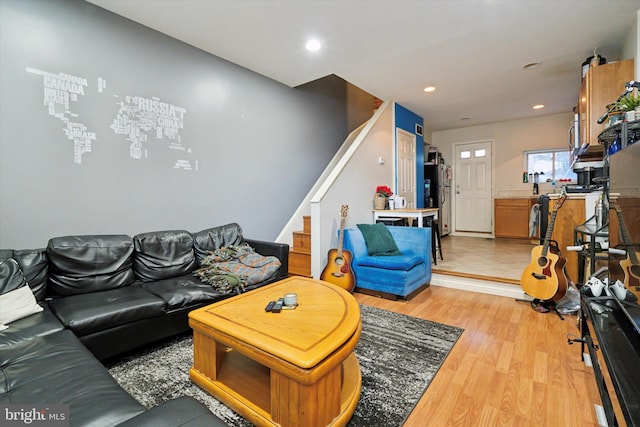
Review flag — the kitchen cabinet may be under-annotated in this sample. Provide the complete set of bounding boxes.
[609,196,640,248]
[494,198,537,239]
[578,59,634,150]
[547,197,586,284]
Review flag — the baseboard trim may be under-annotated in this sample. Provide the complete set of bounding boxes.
[354,282,430,301]
[431,269,519,285]
[431,272,532,299]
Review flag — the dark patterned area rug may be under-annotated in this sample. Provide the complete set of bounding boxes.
[107,305,463,426]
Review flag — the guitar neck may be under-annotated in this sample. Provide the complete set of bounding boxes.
[541,210,558,256]
[336,217,346,257]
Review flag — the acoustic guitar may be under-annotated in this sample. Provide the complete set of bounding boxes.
[521,194,569,302]
[320,205,355,292]
[611,200,640,288]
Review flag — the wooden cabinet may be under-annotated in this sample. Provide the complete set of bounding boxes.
[547,197,586,284]
[609,197,640,248]
[578,59,634,148]
[494,198,536,239]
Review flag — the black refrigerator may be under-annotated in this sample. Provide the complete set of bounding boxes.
[424,163,451,235]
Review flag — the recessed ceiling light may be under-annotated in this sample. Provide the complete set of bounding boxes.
[533,104,544,110]
[524,62,541,70]
[423,86,436,93]
[305,39,322,52]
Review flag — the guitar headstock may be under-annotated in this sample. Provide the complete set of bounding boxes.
[610,199,622,214]
[340,205,349,218]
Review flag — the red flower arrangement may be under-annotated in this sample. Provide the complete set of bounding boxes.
[375,185,393,197]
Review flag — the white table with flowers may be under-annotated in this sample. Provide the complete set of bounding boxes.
[372,208,439,228]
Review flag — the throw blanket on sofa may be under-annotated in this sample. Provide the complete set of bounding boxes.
[193,244,281,293]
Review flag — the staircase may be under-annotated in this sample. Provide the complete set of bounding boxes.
[288,216,312,277]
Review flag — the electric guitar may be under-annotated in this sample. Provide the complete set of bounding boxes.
[321,205,355,292]
[611,200,640,288]
[521,194,569,301]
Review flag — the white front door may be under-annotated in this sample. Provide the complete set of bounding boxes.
[454,141,492,233]
[396,128,416,208]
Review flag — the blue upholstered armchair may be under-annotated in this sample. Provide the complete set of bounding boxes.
[342,226,432,300]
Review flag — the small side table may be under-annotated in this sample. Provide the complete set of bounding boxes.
[574,221,608,284]
[372,208,441,264]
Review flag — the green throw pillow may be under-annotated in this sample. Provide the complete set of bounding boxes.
[357,223,402,256]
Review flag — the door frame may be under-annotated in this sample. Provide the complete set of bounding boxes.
[395,128,417,208]
[450,139,495,237]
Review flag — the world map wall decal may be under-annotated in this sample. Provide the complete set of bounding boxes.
[25,66,196,171]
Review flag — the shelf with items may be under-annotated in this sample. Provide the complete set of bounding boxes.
[598,119,640,152]
[574,219,609,284]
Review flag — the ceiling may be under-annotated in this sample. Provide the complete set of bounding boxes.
[87,0,639,133]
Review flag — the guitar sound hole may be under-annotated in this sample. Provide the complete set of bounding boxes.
[335,258,344,266]
[537,257,548,267]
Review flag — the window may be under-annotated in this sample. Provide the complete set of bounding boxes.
[525,148,576,181]
[459,149,486,159]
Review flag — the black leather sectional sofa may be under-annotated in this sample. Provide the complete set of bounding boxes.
[0,223,289,426]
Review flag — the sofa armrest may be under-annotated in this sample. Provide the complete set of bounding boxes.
[116,397,228,427]
[387,226,431,262]
[244,238,289,280]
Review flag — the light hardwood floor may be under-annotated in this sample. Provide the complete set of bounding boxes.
[432,235,535,283]
[354,236,603,427]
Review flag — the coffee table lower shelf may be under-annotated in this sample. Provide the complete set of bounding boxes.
[190,348,361,427]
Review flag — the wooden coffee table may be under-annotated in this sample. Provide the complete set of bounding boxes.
[188,277,362,427]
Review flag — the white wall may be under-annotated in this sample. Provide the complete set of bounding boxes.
[432,112,574,198]
[434,15,639,203]
[636,9,640,81]
[311,104,394,277]
[621,10,639,80]
[0,0,366,249]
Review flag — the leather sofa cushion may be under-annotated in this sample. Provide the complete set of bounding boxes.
[355,251,424,270]
[0,249,11,261]
[48,286,166,336]
[117,396,228,427]
[0,330,145,425]
[133,230,196,282]
[0,249,48,301]
[13,249,48,301]
[139,275,227,310]
[47,235,136,296]
[0,257,27,294]
[193,223,244,264]
[0,306,65,348]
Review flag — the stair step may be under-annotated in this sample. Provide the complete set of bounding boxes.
[292,231,311,253]
[303,216,310,233]
[288,250,311,277]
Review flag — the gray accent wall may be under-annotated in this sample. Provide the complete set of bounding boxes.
[0,0,373,248]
